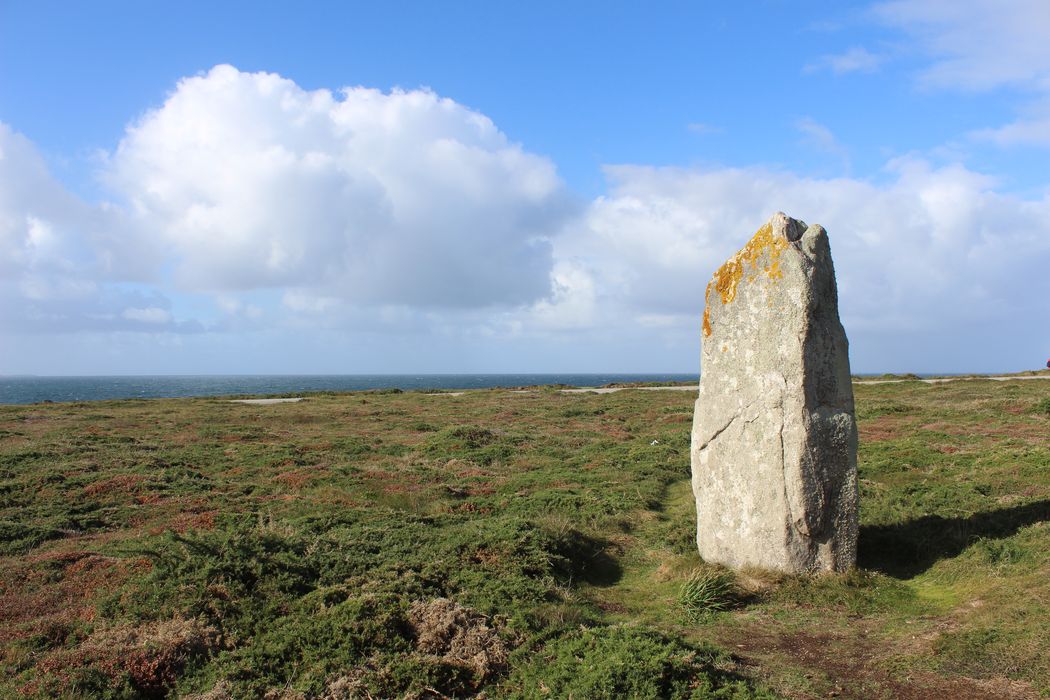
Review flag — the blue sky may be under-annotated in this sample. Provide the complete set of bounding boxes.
[2,1,1049,374]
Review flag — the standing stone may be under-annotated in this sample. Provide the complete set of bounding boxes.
[690,212,858,573]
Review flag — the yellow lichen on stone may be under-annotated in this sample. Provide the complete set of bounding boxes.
[701,280,714,337]
[701,221,790,337]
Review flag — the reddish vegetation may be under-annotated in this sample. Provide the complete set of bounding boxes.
[168,510,218,533]
[858,415,913,442]
[3,382,1046,696]
[84,475,144,497]
[599,424,632,440]
[0,551,149,670]
[453,465,495,479]
[918,420,1048,442]
[33,618,221,697]
[272,465,327,488]
[455,502,493,514]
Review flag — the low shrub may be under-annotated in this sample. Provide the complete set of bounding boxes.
[503,625,770,699]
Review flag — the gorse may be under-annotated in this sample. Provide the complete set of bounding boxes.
[1,378,1049,697]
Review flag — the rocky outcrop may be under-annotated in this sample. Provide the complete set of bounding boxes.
[691,212,858,573]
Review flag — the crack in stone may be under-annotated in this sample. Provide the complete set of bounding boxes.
[696,399,758,452]
[696,413,738,452]
[778,405,797,539]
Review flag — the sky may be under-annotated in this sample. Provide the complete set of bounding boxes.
[1,0,1049,375]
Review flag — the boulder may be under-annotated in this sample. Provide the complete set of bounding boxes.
[690,212,858,572]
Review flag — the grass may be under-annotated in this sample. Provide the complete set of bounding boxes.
[679,568,737,619]
[1,378,1048,698]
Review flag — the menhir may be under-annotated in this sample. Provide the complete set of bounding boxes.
[690,212,858,573]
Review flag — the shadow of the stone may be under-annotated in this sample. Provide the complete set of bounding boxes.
[549,528,624,587]
[858,499,1050,578]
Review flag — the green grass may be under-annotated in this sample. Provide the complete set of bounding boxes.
[1,378,1049,698]
[679,568,737,619]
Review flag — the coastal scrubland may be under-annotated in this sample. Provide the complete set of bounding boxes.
[1,378,1048,698]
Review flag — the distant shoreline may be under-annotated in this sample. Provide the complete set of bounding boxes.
[1,370,1047,407]
[0,373,697,406]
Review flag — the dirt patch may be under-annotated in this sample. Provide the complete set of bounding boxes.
[725,623,1039,700]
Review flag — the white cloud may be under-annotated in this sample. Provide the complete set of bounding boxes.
[0,123,183,333]
[520,259,599,332]
[0,126,84,279]
[874,0,1050,148]
[805,46,884,75]
[106,65,574,307]
[4,63,1049,373]
[970,100,1050,147]
[794,118,851,171]
[874,0,1050,92]
[515,159,1050,370]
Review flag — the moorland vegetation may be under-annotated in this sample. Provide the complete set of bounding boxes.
[1,378,1048,698]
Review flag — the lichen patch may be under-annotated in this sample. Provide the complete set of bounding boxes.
[702,221,790,337]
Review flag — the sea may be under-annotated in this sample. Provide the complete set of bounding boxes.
[0,374,699,405]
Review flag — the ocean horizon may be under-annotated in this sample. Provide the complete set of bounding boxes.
[0,373,702,405]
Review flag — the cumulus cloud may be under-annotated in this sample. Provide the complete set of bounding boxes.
[514,159,1050,369]
[1,125,88,280]
[4,62,1049,373]
[0,123,186,334]
[3,66,576,343]
[106,65,574,308]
